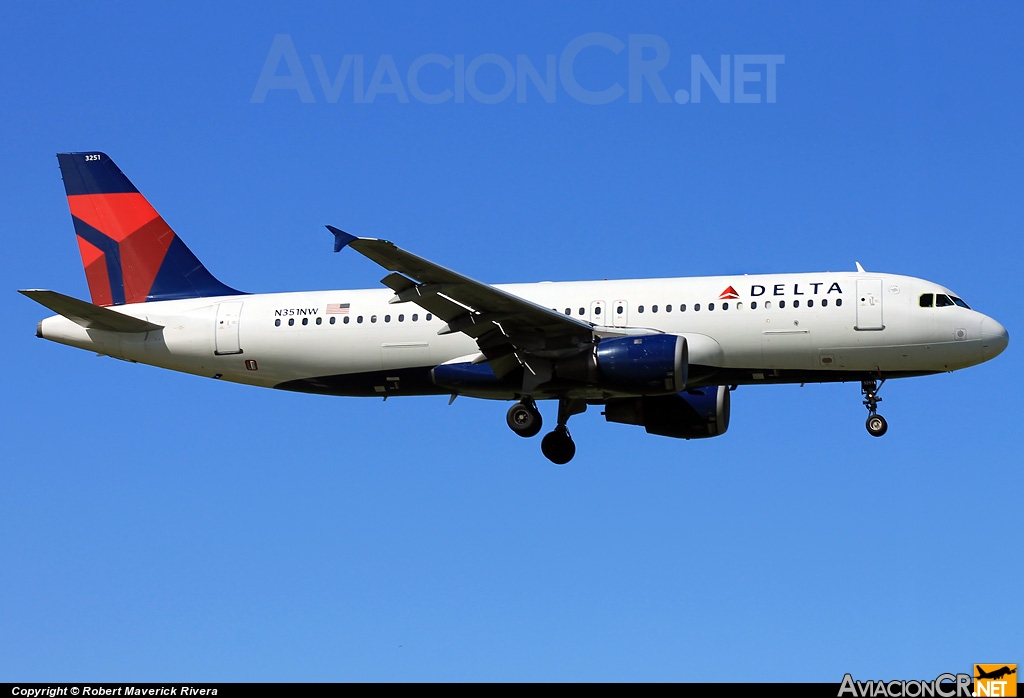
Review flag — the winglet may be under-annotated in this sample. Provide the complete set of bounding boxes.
[327,225,357,253]
[855,261,866,273]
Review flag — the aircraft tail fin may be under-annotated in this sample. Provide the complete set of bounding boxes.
[56,152,243,306]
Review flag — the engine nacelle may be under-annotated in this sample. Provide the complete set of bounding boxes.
[593,334,687,395]
[603,385,730,439]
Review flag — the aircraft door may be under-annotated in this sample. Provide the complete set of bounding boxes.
[214,301,244,354]
[855,279,884,330]
[589,300,606,324]
[612,300,628,327]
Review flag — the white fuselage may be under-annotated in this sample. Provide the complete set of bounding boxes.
[37,270,1006,399]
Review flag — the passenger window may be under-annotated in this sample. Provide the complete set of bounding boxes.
[680,304,687,312]
[302,317,308,325]
[919,293,934,308]
[343,316,349,324]
[399,314,404,322]
[764,301,772,309]
[579,308,585,315]
[412,314,418,321]
[694,303,701,311]
[329,316,336,325]
[793,300,799,308]
[708,303,715,311]
[316,317,322,325]
[652,305,658,313]
[371,315,377,323]
[594,307,601,316]
[427,314,433,321]
[779,300,786,309]
[565,308,571,315]
[616,306,623,314]
[385,315,391,323]
[638,305,644,313]
[736,302,743,310]
[275,319,281,327]
[750,301,757,310]
[821,299,828,307]
[288,318,295,326]
[666,305,672,312]
[807,299,814,308]
[357,316,364,323]
[836,298,843,307]
[721,302,728,310]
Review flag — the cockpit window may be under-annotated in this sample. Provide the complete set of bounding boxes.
[924,292,971,309]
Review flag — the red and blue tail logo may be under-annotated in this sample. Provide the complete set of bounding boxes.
[57,152,242,306]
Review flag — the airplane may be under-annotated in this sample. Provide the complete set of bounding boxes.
[975,666,1016,681]
[21,152,1009,464]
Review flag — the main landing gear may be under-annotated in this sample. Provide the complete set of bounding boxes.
[506,399,543,438]
[861,378,888,437]
[507,397,585,464]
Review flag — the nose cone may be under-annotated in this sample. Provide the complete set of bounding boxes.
[981,317,1009,360]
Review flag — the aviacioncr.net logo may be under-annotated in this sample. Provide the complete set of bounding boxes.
[838,673,973,698]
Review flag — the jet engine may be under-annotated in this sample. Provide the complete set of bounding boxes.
[555,333,688,396]
[594,334,687,395]
[603,385,731,439]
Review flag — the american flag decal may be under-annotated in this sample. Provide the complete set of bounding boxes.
[327,303,350,314]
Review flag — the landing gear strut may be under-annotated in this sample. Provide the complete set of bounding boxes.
[540,398,586,465]
[507,399,543,438]
[861,378,888,437]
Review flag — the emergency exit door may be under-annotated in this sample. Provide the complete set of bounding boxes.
[214,301,244,354]
[855,279,884,331]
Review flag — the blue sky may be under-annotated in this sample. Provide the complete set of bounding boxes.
[2,1,1021,682]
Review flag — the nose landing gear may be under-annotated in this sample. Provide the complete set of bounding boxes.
[861,379,888,437]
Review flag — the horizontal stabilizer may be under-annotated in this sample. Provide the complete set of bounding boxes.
[19,289,163,333]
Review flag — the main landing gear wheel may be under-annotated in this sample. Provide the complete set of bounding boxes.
[866,414,888,437]
[539,398,586,464]
[507,399,542,438]
[861,378,888,438]
[541,426,576,465]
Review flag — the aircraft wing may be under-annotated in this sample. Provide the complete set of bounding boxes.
[328,227,595,377]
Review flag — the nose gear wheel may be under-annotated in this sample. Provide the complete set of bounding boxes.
[861,379,887,437]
